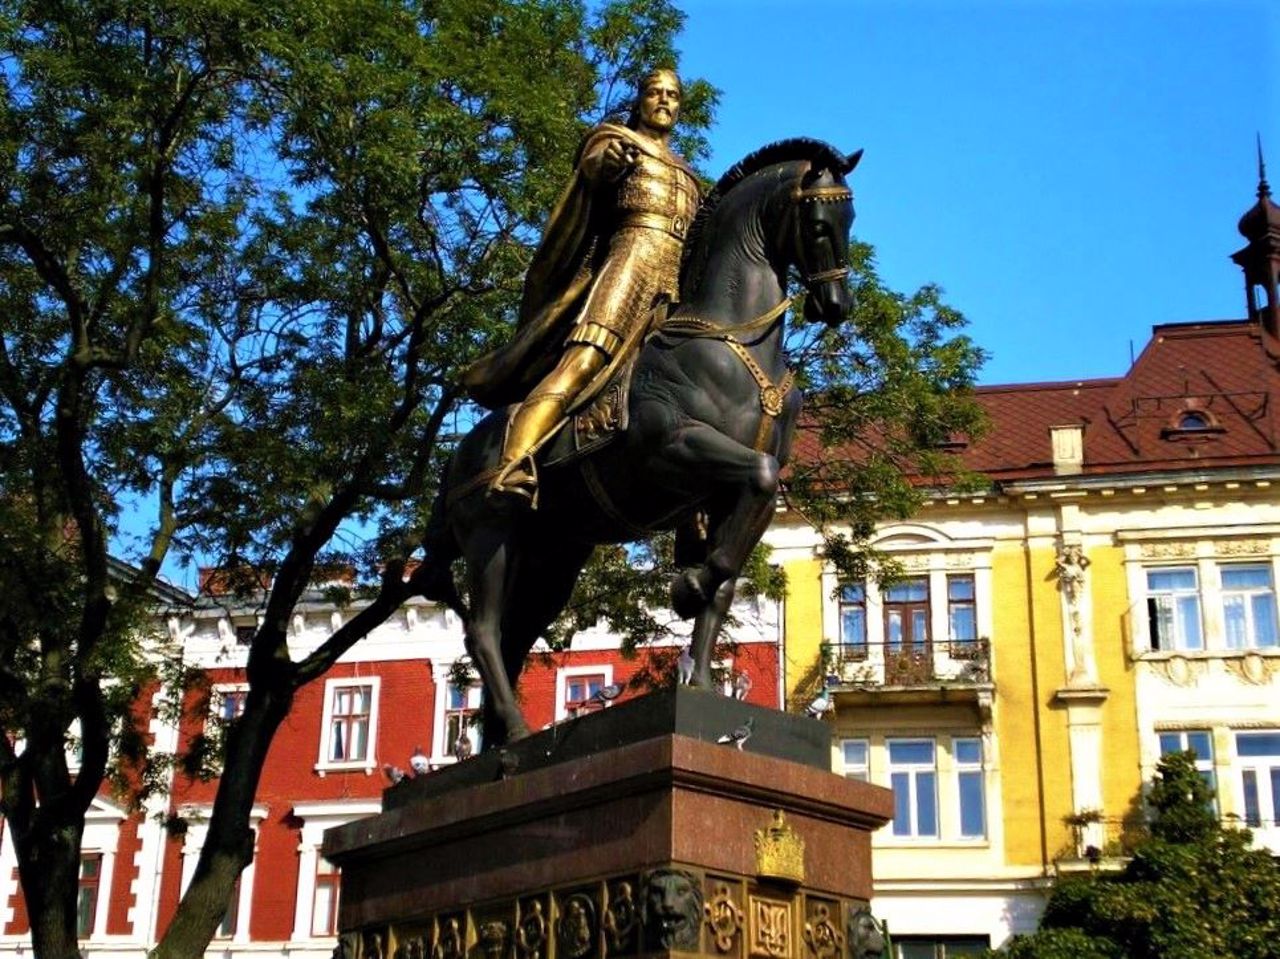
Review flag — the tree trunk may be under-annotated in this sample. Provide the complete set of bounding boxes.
[13,818,85,959]
[150,682,295,959]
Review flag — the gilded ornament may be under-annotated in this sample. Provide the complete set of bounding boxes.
[517,901,548,959]
[754,810,805,884]
[748,896,793,959]
[802,904,842,959]
[478,921,510,959]
[556,893,597,959]
[433,917,464,959]
[703,882,745,953]
[603,880,639,954]
[396,936,427,959]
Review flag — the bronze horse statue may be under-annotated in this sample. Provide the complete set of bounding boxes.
[419,138,861,744]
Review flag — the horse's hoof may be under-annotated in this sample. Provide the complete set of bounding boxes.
[671,570,709,619]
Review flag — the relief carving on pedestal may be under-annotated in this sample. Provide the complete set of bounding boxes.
[433,917,465,959]
[477,920,510,959]
[802,901,843,959]
[396,934,427,959]
[844,908,886,959]
[703,881,744,953]
[747,896,793,959]
[517,899,549,959]
[641,868,704,952]
[556,892,597,959]
[603,879,639,954]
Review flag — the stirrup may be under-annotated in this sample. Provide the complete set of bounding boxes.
[488,455,539,509]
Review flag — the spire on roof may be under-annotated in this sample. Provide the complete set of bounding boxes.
[1257,133,1271,200]
[1232,136,1280,338]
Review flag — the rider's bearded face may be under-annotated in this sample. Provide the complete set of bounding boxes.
[637,71,681,134]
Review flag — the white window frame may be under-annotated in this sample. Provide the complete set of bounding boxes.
[441,680,482,758]
[1145,566,1204,651]
[210,683,250,725]
[954,736,986,839]
[315,677,381,775]
[840,738,869,781]
[1157,729,1217,806]
[1220,563,1279,650]
[178,804,267,945]
[554,664,614,721]
[1235,730,1280,842]
[887,737,939,840]
[291,800,380,942]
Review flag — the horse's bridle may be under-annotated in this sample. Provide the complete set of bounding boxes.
[790,179,853,287]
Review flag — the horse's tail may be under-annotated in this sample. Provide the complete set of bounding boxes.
[413,468,468,622]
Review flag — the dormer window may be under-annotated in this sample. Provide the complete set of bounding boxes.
[1161,403,1224,442]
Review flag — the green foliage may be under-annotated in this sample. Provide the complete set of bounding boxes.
[0,0,710,953]
[988,753,1280,959]
[783,240,988,580]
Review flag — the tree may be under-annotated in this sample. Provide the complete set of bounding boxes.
[990,752,1280,959]
[0,0,715,954]
[0,1,984,956]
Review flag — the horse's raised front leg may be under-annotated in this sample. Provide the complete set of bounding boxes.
[649,422,780,686]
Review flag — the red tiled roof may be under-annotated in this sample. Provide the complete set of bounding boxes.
[798,319,1280,486]
[969,320,1280,481]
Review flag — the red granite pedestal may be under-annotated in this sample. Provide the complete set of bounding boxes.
[324,690,892,959]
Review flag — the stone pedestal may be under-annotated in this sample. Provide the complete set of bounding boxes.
[324,688,892,959]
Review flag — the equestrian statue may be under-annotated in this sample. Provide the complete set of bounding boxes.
[417,68,862,745]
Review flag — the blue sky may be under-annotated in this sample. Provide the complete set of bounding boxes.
[676,0,1280,385]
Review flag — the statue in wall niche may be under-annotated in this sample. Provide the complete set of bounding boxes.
[845,908,887,959]
[1054,542,1093,681]
[640,868,704,951]
[415,67,862,746]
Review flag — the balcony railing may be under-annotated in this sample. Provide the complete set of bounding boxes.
[826,638,991,688]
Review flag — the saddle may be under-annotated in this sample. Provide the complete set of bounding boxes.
[539,352,636,469]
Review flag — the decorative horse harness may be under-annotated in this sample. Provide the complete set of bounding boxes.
[655,178,853,452]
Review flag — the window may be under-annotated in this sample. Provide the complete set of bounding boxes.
[215,876,241,938]
[1221,565,1278,650]
[888,738,938,838]
[885,579,931,652]
[444,683,481,757]
[1158,730,1217,805]
[214,686,248,723]
[955,738,986,838]
[77,854,101,938]
[841,739,869,782]
[328,685,372,762]
[947,575,978,656]
[1236,731,1280,830]
[838,584,867,659]
[895,937,990,958]
[234,624,256,646]
[1146,568,1202,651]
[312,857,340,936]
[564,673,606,714]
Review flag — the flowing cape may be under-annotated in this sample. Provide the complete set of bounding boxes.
[461,124,695,410]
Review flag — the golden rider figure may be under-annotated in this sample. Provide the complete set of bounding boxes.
[461,68,701,504]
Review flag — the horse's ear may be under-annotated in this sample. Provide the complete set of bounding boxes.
[841,149,864,175]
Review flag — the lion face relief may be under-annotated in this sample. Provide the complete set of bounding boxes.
[640,868,703,951]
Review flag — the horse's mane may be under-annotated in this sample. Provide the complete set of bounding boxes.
[680,137,848,293]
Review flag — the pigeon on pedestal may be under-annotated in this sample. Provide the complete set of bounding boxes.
[805,687,833,718]
[453,732,474,761]
[409,744,430,776]
[717,716,755,751]
[382,764,407,785]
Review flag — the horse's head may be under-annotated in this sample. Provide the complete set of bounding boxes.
[788,148,862,326]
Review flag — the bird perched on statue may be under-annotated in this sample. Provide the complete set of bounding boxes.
[409,745,430,777]
[677,646,695,685]
[585,682,624,708]
[382,764,407,785]
[805,687,833,718]
[731,671,752,701]
[453,732,474,761]
[717,716,754,751]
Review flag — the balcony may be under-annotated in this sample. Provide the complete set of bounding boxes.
[823,638,994,716]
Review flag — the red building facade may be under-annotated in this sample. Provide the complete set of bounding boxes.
[0,590,782,957]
